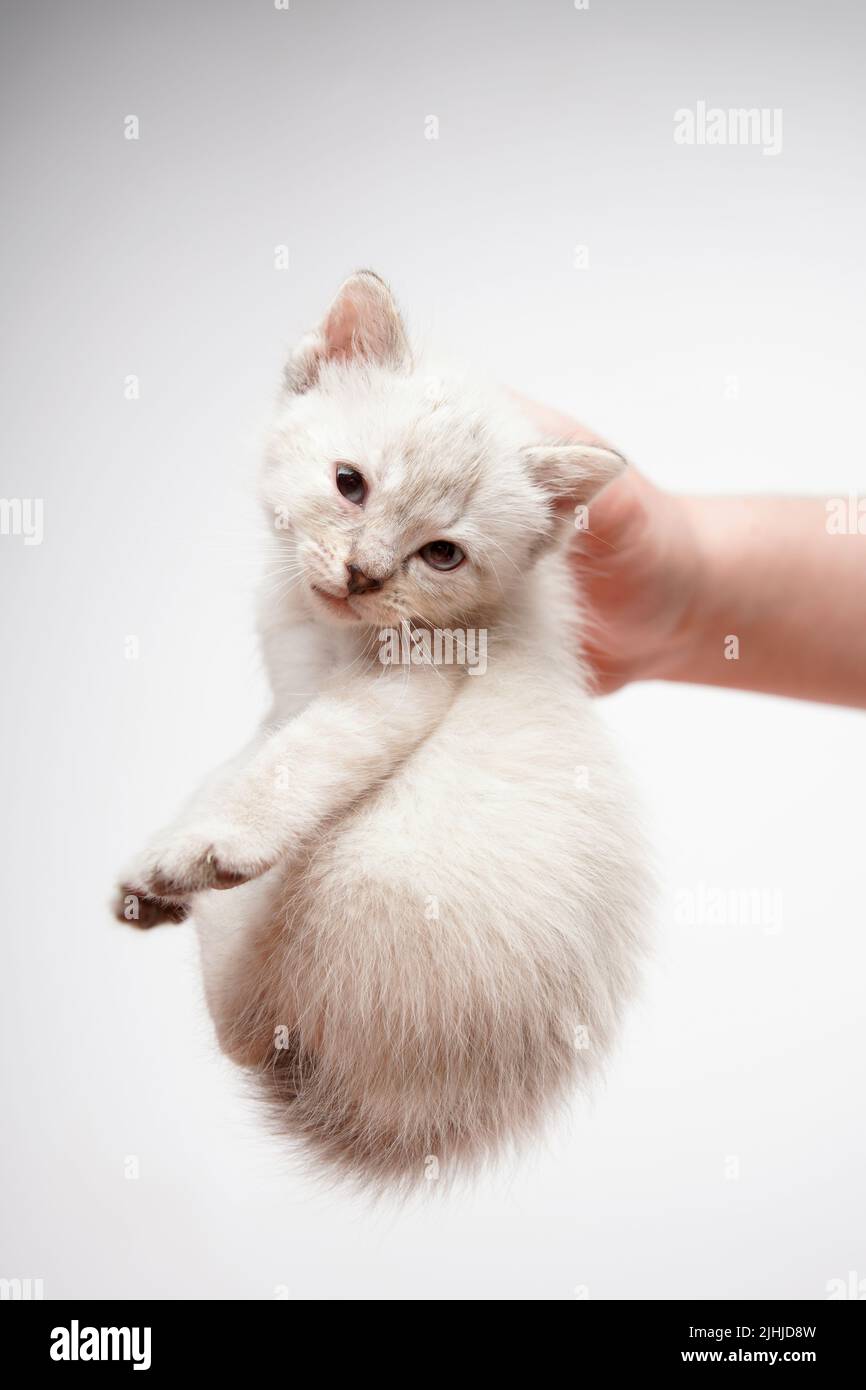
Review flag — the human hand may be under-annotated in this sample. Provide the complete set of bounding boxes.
[514,396,702,694]
[516,394,866,707]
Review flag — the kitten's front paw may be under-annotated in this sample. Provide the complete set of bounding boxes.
[132,822,278,900]
[113,885,190,929]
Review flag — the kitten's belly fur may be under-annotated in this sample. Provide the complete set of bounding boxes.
[194,663,647,1186]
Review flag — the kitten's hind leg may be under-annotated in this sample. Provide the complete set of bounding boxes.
[193,873,304,1068]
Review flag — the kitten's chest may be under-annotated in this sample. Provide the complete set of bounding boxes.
[259,609,335,714]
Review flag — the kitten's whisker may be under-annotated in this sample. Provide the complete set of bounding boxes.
[572,527,621,555]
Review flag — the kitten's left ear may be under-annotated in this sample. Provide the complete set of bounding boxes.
[285,270,411,393]
[523,442,627,506]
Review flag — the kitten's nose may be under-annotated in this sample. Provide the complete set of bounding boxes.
[346,563,383,596]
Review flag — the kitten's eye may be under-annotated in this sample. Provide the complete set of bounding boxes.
[419,540,465,572]
[335,464,367,506]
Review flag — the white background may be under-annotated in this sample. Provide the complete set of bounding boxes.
[1,0,864,1299]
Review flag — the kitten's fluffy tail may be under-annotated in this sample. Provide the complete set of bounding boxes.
[252,1019,584,1192]
[234,927,640,1194]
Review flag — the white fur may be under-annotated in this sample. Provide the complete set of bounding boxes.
[116,273,650,1189]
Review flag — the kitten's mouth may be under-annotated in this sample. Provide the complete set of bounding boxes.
[310,584,358,619]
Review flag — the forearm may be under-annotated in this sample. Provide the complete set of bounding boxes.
[662,496,866,707]
[118,665,460,906]
[238,673,456,845]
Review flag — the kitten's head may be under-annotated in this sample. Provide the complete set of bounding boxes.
[262,271,624,629]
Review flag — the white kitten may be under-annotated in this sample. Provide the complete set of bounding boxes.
[116,272,649,1189]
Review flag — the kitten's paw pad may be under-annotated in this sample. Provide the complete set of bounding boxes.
[113,886,189,929]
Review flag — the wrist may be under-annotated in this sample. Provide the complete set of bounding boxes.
[656,495,759,688]
[652,494,735,685]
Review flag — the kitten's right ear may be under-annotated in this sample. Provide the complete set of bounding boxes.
[285,271,411,393]
[523,441,627,505]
